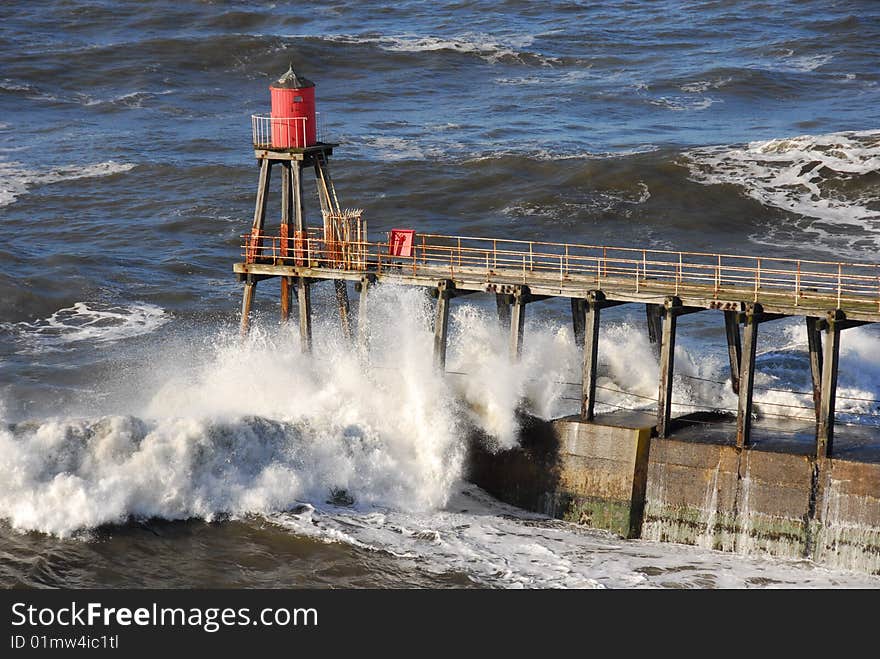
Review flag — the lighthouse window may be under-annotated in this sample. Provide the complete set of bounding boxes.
[294,96,303,102]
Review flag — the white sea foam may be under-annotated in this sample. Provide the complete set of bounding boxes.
[7,302,168,351]
[686,130,880,250]
[501,182,651,219]
[680,77,732,93]
[0,159,135,207]
[269,483,880,588]
[319,32,559,66]
[650,95,720,111]
[357,136,443,161]
[784,53,833,72]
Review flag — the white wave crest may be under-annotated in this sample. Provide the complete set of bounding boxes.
[0,160,135,207]
[318,32,559,66]
[8,302,168,350]
[685,130,880,248]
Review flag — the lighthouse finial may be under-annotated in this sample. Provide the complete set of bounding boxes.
[278,62,298,85]
[273,62,315,89]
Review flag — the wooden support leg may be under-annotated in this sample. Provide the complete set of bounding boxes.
[252,159,272,233]
[509,289,526,361]
[433,287,451,370]
[581,301,601,421]
[496,293,511,331]
[292,161,305,234]
[646,304,662,353]
[806,316,824,423]
[297,278,312,353]
[724,310,742,394]
[572,298,586,349]
[280,160,293,323]
[280,277,292,323]
[335,280,353,341]
[357,277,370,358]
[817,315,842,460]
[736,313,759,448]
[240,277,256,337]
[657,307,677,438]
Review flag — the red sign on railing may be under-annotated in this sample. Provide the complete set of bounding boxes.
[389,229,415,257]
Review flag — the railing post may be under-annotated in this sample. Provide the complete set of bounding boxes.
[755,258,761,301]
[837,263,842,308]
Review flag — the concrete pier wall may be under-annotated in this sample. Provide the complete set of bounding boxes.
[466,413,880,575]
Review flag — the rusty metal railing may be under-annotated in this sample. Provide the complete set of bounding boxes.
[241,230,880,312]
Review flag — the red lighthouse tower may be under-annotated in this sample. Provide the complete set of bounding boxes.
[269,65,317,148]
[241,65,355,348]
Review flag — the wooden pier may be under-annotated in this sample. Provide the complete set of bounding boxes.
[235,145,880,462]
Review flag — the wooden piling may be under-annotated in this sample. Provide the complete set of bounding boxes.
[434,283,452,370]
[657,302,678,438]
[817,312,842,460]
[510,287,527,360]
[581,296,601,421]
[806,316,823,423]
[241,159,272,334]
[572,298,586,349]
[736,310,759,448]
[252,159,272,233]
[240,277,256,336]
[335,280,353,340]
[357,277,371,358]
[280,161,293,323]
[646,303,662,352]
[298,278,312,353]
[724,310,742,394]
[496,294,511,331]
[280,279,292,323]
[292,161,305,233]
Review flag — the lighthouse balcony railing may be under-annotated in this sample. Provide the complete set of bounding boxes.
[252,114,321,150]
[241,231,880,312]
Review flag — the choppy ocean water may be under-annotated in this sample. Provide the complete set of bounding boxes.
[1,0,879,587]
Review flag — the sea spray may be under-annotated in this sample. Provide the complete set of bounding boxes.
[3,286,880,538]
